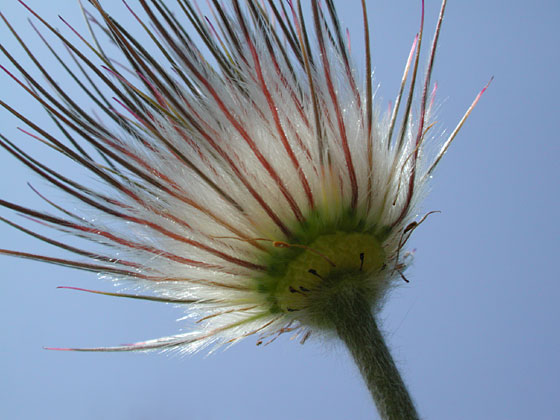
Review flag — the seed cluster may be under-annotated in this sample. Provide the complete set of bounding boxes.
[259,230,387,326]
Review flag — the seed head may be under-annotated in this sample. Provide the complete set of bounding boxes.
[0,0,488,353]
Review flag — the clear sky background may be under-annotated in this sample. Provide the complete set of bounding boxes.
[1,1,558,419]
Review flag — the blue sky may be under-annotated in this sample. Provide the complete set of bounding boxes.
[1,1,559,419]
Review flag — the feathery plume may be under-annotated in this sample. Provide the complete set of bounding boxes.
[0,1,488,418]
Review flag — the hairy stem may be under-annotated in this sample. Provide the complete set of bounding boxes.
[327,289,419,420]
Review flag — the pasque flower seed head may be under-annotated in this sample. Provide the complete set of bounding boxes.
[0,0,488,381]
[1,1,491,417]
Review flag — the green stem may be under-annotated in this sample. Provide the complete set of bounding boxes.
[326,289,419,420]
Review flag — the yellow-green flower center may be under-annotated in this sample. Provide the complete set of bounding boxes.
[259,231,387,325]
